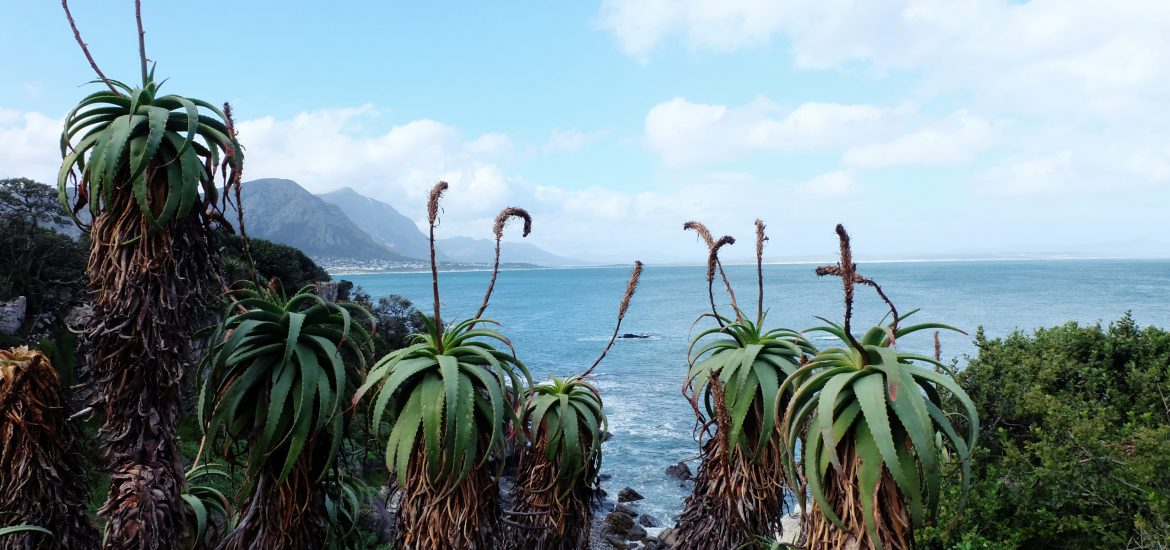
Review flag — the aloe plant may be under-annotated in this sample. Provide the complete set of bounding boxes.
[180,463,231,549]
[55,2,244,546]
[780,225,979,550]
[322,473,373,550]
[504,262,643,549]
[674,220,814,548]
[0,346,99,550]
[198,283,373,549]
[354,185,533,548]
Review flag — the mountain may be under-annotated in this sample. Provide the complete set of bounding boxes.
[322,186,589,266]
[317,187,447,261]
[437,236,586,266]
[237,179,408,261]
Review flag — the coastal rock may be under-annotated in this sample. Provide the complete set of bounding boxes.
[638,513,660,528]
[617,487,644,503]
[605,511,635,534]
[0,296,26,334]
[659,527,678,548]
[640,538,668,550]
[665,461,692,481]
[628,524,648,540]
[614,503,638,517]
[603,533,629,549]
[620,333,651,339]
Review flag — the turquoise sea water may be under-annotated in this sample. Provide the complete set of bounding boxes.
[344,259,1170,521]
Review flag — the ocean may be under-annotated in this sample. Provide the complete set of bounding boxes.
[343,259,1170,521]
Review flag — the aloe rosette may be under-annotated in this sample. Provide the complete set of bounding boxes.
[674,219,814,548]
[58,68,242,230]
[352,184,534,549]
[780,224,979,550]
[687,315,815,456]
[198,283,373,549]
[355,316,531,488]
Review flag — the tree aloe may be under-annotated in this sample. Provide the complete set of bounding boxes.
[198,283,373,549]
[0,347,99,550]
[504,261,643,549]
[674,220,814,548]
[780,225,979,550]
[354,185,533,548]
[55,2,244,546]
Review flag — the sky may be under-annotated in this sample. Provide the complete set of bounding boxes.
[2,0,1169,263]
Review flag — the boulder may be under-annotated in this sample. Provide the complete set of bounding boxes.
[665,461,693,481]
[0,296,27,335]
[65,303,93,330]
[659,527,678,548]
[605,511,636,534]
[615,503,639,517]
[641,538,668,550]
[617,487,644,503]
[357,493,394,544]
[603,533,630,549]
[638,513,660,528]
[628,523,648,540]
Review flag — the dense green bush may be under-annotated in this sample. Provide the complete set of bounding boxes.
[923,315,1170,549]
[219,232,330,289]
[348,287,424,359]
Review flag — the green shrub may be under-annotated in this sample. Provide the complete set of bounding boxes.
[922,314,1170,549]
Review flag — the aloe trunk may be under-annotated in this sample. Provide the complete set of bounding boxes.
[394,445,500,548]
[88,193,218,549]
[219,445,329,550]
[0,347,100,550]
[674,381,790,548]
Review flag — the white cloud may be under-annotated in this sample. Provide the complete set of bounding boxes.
[973,141,1170,197]
[0,110,61,183]
[597,0,789,60]
[543,128,605,153]
[844,111,997,168]
[235,106,515,223]
[601,1,1170,122]
[794,171,854,198]
[644,97,904,166]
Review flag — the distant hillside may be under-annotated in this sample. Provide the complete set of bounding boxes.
[236,179,408,261]
[322,186,589,266]
[437,236,586,266]
[317,187,446,262]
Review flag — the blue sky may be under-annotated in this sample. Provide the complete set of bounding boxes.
[3,1,1168,262]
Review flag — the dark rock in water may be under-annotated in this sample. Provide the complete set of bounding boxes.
[641,538,668,550]
[604,431,614,442]
[604,533,630,549]
[638,513,660,528]
[614,503,639,517]
[659,527,678,548]
[617,487,644,503]
[599,473,612,482]
[628,523,648,540]
[620,333,651,339]
[595,498,615,513]
[665,461,693,481]
[606,511,635,533]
